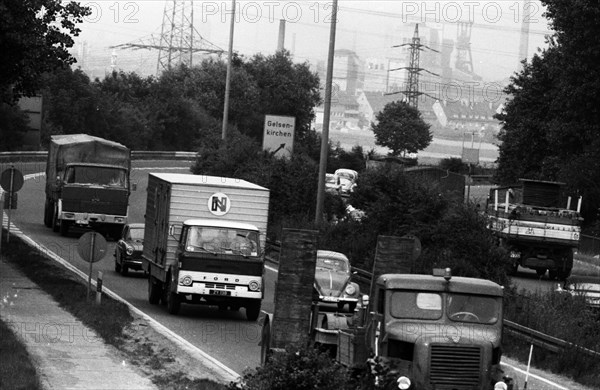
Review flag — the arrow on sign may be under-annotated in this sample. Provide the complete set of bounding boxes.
[271,143,286,156]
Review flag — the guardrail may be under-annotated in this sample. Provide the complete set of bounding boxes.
[0,150,199,163]
[265,239,600,359]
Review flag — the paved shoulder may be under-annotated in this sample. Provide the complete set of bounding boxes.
[0,259,158,390]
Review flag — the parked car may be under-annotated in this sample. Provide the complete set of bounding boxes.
[334,169,358,196]
[313,250,361,312]
[114,223,145,276]
[325,173,341,195]
[557,275,600,310]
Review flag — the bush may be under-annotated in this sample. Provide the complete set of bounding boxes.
[230,346,349,390]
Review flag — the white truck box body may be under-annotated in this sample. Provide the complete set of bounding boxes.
[142,173,270,270]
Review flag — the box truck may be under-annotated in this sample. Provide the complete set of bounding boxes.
[142,173,270,321]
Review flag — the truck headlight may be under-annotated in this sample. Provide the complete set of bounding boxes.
[494,381,508,390]
[179,275,193,286]
[345,284,356,295]
[125,245,134,255]
[397,376,411,389]
[249,280,261,291]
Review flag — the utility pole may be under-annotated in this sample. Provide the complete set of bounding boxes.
[387,24,439,108]
[222,0,236,139]
[315,0,338,224]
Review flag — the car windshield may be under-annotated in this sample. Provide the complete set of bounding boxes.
[336,171,356,181]
[446,294,500,324]
[185,226,259,256]
[129,228,144,241]
[317,256,348,272]
[326,175,337,184]
[390,291,443,320]
[65,166,127,187]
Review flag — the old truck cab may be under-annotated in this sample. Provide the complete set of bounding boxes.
[369,270,508,390]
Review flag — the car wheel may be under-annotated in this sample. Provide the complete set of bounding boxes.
[114,253,121,273]
[337,302,346,312]
[536,269,546,278]
[120,264,129,277]
[348,302,357,313]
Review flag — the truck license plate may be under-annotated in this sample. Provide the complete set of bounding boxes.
[210,289,231,296]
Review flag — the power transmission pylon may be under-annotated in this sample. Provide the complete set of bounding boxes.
[455,21,474,75]
[387,24,439,109]
[111,0,224,75]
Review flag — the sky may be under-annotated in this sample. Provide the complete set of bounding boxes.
[71,1,554,82]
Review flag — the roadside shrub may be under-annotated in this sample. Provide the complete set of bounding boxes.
[229,345,349,390]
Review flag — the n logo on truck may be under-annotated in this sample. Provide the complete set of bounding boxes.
[208,193,231,216]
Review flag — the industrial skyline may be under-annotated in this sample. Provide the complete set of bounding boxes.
[70,1,553,83]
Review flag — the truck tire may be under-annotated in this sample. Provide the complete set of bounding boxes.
[59,220,70,236]
[260,316,272,365]
[52,206,59,232]
[148,277,162,305]
[246,300,261,321]
[166,277,180,315]
[44,200,53,227]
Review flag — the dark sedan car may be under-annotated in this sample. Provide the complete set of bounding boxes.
[313,250,361,312]
[114,223,145,276]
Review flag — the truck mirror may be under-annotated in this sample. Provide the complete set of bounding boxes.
[168,225,174,236]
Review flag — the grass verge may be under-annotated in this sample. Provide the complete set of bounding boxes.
[0,230,228,390]
[0,319,43,390]
[503,285,600,388]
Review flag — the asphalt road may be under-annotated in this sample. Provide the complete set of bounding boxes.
[7,162,274,374]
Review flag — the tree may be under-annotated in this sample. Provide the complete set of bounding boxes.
[243,50,322,143]
[0,0,90,102]
[371,101,432,157]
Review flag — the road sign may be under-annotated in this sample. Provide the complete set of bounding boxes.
[77,231,107,263]
[263,115,295,159]
[1,167,24,192]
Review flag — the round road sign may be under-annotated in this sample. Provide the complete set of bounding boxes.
[0,168,24,192]
[77,232,108,263]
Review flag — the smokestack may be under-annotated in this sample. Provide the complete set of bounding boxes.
[277,19,285,52]
[518,0,530,66]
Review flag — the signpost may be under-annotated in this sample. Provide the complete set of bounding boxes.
[1,166,24,250]
[263,115,295,159]
[77,231,107,302]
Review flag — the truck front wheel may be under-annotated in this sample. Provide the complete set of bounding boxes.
[166,278,180,315]
[44,200,53,227]
[59,220,71,236]
[148,277,162,305]
[52,206,59,232]
[246,300,261,321]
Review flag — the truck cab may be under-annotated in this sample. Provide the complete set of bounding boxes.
[160,219,264,320]
[368,270,508,390]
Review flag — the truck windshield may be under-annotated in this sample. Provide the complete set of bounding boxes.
[390,291,443,320]
[65,166,127,188]
[185,226,259,256]
[446,294,500,324]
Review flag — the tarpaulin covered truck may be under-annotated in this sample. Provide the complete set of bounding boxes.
[44,134,132,237]
[142,173,270,321]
